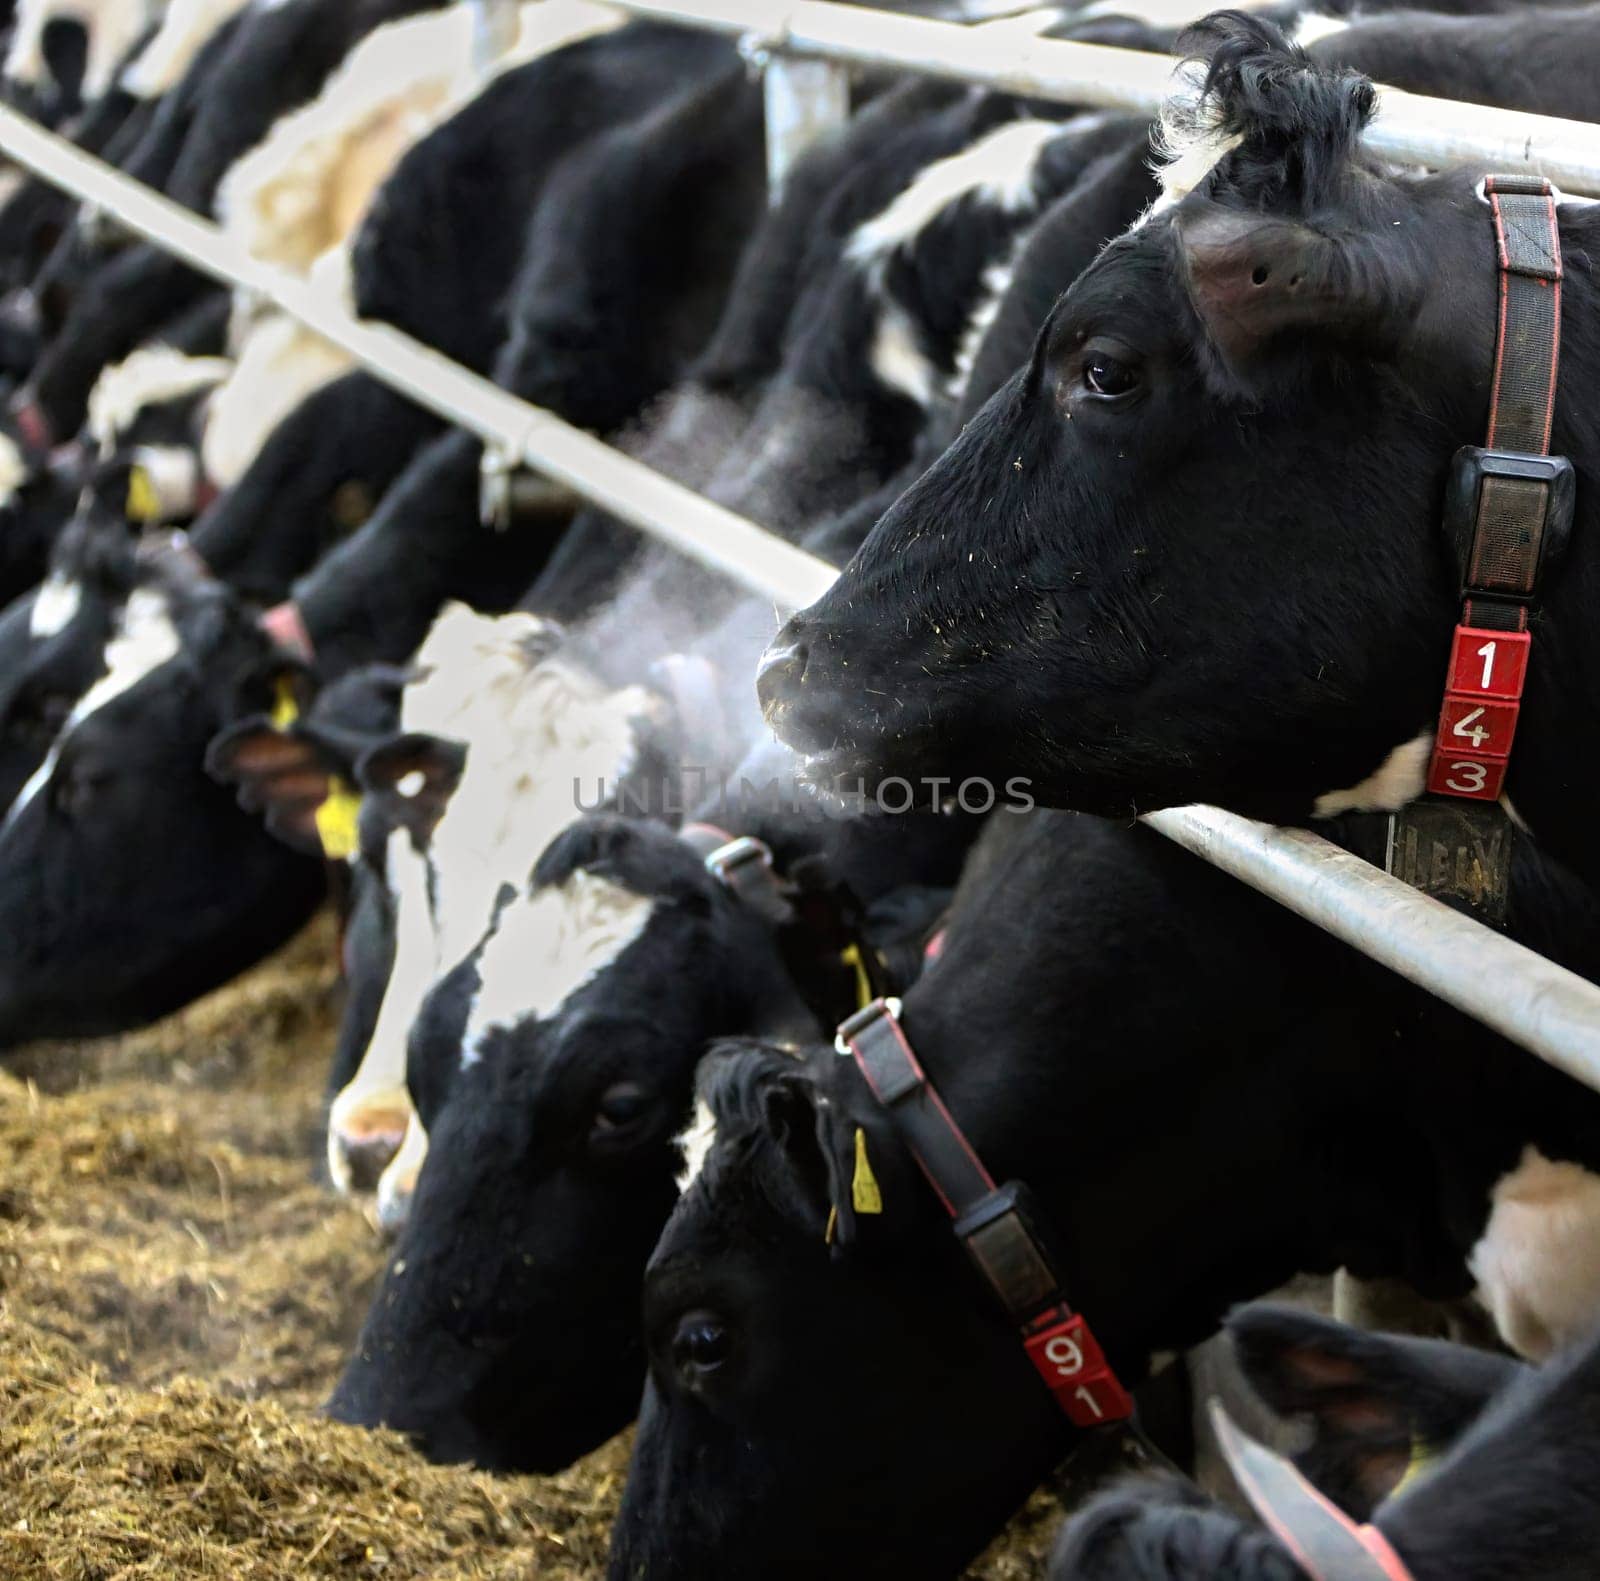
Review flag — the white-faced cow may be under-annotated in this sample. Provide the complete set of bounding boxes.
[326,800,969,1470]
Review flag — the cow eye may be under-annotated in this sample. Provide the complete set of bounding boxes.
[593,1081,650,1134]
[1081,352,1138,399]
[672,1310,730,1385]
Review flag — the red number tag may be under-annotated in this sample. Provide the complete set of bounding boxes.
[1437,695,1520,760]
[1426,750,1508,802]
[1023,1309,1134,1426]
[1446,626,1530,700]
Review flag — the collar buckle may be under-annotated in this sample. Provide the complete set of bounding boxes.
[834,994,904,1057]
[702,834,773,884]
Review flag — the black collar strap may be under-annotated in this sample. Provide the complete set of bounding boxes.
[835,996,1134,1428]
[680,823,796,926]
[1385,174,1575,925]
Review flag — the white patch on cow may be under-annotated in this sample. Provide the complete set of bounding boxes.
[66,583,180,729]
[1470,1147,1600,1361]
[847,118,1067,266]
[461,870,657,1064]
[373,1109,430,1238]
[1147,57,1245,216]
[327,828,434,1194]
[5,584,180,829]
[949,250,1021,405]
[870,300,940,409]
[674,1099,717,1193]
[219,0,622,270]
[121,0,251,98]
[404,603,660,970]
[202,249,353,486]
[330,606,663,1187]
[86,346,231,453]
[1311,731,1432,818]
[6,0,161,98]
[1291,11,1348,47]
[0,431,28,508]
[29,573,82,639]
[128,444,203,521]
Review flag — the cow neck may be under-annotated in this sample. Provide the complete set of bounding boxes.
[1382,175,1573,924]
[835,996,1141,1441]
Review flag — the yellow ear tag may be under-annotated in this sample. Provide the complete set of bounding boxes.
[1391,1439,1435,1501]
[824,1204,838,1247]
[851,1127,883,1215]
[270,675,300,730]
[126,466,161,523]
[314,775,362,862]
[839,942,875,1011]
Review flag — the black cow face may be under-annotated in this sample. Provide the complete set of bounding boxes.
[762,21,1513,829]
[326,816,809,1472]
[0,578,323,1047]
[612,1042,1070,1581]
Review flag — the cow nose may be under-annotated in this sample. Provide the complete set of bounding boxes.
[756,636,809,717]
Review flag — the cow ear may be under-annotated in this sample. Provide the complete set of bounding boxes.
[206,717,332,856]
[1176,202,1425,374]
[357,732,466,845]
[1228,1304,1521,1518]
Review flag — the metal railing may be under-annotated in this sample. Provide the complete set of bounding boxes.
[1,3,1597,1076]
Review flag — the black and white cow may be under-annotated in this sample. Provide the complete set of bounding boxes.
[0,549,323,1046]
[1050,1303,1600,1581]
[610,805,1600,1581]
[760,10,1600,893]
[13,0,441,444]
[325,796,969,1471]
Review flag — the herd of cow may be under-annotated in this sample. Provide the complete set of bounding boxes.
[2,0,1600,1574]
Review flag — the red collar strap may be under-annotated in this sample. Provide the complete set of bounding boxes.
[835,996,1134,1429]
[1422,174,1572,806]
[260,600,316,663]
[1210,1402,1415,1581]
[1382,175,1575,927]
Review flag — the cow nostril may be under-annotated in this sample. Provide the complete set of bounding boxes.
[755,638,809,714]
[1251,264,1270,286]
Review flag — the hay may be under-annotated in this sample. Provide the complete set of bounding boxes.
[0,914,1061,1580]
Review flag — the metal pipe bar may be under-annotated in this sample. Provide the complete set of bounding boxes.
[1146,807,1600,1085]
[611,0,1600,195]
[0,95,1596,1073]
[0,106,829,612]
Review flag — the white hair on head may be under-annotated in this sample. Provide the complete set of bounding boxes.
[461,868,657,1064]
[1148,56,1244,216]
[674,1099,717,1192]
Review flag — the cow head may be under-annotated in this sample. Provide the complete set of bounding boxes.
[0,556,323,1047]
[611,1039,1070,1581]
[325,814,813,1471]
[761,16,1514,829]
